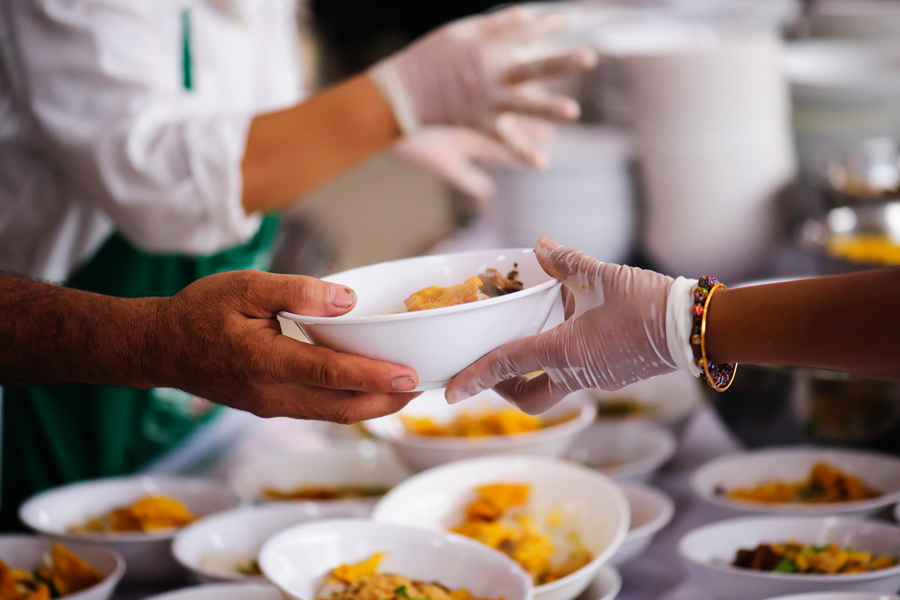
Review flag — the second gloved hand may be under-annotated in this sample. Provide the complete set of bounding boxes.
[369,5,597,167]
[445,238,700,414]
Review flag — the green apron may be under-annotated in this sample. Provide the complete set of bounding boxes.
[0,216,279,530]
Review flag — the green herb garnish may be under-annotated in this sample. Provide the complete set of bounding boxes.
[394,586,427,600]
[774,558,797,573]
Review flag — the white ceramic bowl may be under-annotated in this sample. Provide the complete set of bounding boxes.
[143,583,282,600]
[567,421,677,483]
[691,447,900,517]
[0,535,124,600]
[19,476,241,584]
[679,516,900,600]
[228,441,411,504]
[590,370,704,435]
[611,482,675,567]
[576,565,621,600]
[371,455,630,600]
[278,248,561,391]
[259,518,533,600]
[766,594,900,600]
[363,390,596,472]
[173,502,370,583]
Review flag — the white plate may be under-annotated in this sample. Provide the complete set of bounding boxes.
[259,518,533,600]
[173,502,370,583]
[19,476,241,583]
[278,248,561,390]
[228,440,411,504]
[0,535,124,600]
[364,390,595,472]
[371,455,629,600]
[612,482,675,567]
[567,421,677,483]
[143,583,282,600]
[691,447,900,516]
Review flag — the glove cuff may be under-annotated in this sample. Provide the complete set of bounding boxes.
[666,277,702,377]
[368,60,420,136]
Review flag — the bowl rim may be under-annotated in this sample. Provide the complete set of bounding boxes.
[592,564,623,600]
[0,534,127,600]
[689,446,900,515]
[763,593,900,600]
[258,517,534,600]
[369,454,631,594]
[678,515,900,583]
[573,422,677,481]
[619,482,676,541]
[278,248,560,325]
[19,475,242,543]
[363,396,597,450]
[142,582,282,600]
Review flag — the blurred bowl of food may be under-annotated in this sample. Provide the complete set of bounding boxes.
[0,535,125,600]
[144,583,282,600]
[567,421,677,483]
[363,389,596,472]
[228,441,411,505]
[704,364,900,456]
[173,502,370,584]
[259,519,533,600]
[19,476,241,583]
[370,455,629,600]
[279,248,561,391]
[591,370,704,435]
[611,482,675,567]
[679,516,900,600]
[691,447,900,517]
[800,201,900,273]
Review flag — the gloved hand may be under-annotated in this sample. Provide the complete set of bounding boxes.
[392,123,552,200]
[369,5,597,167]
[445,238,700,414]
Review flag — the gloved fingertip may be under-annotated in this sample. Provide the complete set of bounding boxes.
[536,237,560,254]
[576,48,600,69]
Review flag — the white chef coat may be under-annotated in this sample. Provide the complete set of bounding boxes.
[0,0,304,283]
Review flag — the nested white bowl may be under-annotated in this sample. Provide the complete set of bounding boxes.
[590,370,704,435]
[579,565,622,600]
[363,390,596,472]
[0,535,124,600]
[370,455,630,600]
[173,502,370,584]
[259,518,533,600]
[143,583,282,600]
[19,476,241,584]
[766,594,900,600]
[567,421,677,483]
[278,248,561,391]
[228,441,411,504]
[611,482,675,567]
[691,447,900,517]
[679,516,900,600]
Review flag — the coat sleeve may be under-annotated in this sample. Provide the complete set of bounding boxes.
[5,0,263,255]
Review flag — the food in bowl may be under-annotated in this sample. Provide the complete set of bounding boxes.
[733,542,898,574]
[594,399,654,420]
[450,483,593,585]
[718,462,881,504]
[260,485,391,502]
[0,542,104,598]
[316,553,499,600]
[404,269,524,313]
[69,494,196,533]
[826,234,900,266]
[199,551,262,577]
[400,408,574,438]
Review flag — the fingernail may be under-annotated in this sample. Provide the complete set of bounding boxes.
[330,286,356,308]
[446,389,473,405]
[392,376,416,392]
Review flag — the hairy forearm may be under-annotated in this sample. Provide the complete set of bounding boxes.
[241,74,401,214]
[0,274,162,387]
[705,269,900,380]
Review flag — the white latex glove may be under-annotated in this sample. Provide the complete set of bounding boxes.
[369,5,598,167]
[445,238,701,414]
[392,123,552,201]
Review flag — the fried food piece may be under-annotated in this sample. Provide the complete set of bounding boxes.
[330,553,385,585]
[724,462,881,505]
[400,409,544,438]
[48,543,103,596]
[74,494,196,533]
[404,277,484,312]
[732,541,898,574]
[479,269,523,296]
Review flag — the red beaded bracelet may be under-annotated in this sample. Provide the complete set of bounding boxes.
[690,276,737,392]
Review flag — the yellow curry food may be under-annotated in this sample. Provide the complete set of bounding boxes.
[451,483,592,586]
[0,543,103,600]
[720,462,881,505]
[316,553,499,600]
[70,494,196,534]
[733,542,898,574]
[261,485,391,501]
[826,233,900,266]
[403,269,524,313]
[401,408,572,438]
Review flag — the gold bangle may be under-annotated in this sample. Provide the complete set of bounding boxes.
[699,283,737,392]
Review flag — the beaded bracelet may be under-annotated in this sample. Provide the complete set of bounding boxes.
[690,276,737,392]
